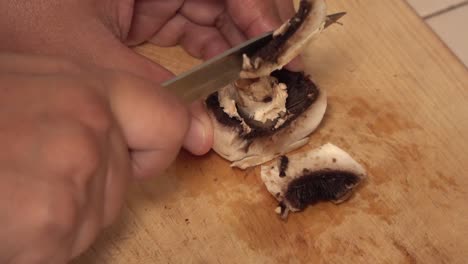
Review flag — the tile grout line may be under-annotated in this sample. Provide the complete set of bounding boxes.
[423,0,468,20]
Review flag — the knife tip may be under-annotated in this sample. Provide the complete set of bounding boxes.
[325,12,347,28]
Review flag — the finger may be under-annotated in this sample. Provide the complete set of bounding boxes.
[125,0,181,46]
[180,23,231,60]
[71,129,130,256]
[179,0,224,25]
[183,100,214,155]
[71,163,106,258]
[275,0,297,22]
[0,52,83,75]
[106,72,209,178]
[102,129,131,227]
[125,14,161,47]
[95,24,176,83]
[148,14,187,47]
[52,19,176,84]
[70,129,129,259]
[226,0,283,38]
[150,15,231,60]
[214,11,248,46]
[178,1,247,46]
[97,36,175,83]
[68,130,108,258]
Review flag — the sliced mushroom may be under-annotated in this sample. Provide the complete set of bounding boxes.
[206,70,326,169]
[260,143,367,219]
[240,0,327,79]
[205,0,329,169]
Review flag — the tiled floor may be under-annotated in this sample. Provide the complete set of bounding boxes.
[406,0,468,67]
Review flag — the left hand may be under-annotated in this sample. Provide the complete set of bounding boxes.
[125,0,298,60]
[0,0,300,82]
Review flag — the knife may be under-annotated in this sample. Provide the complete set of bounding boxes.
[162,12,346,102]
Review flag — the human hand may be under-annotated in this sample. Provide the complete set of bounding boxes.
[0,52,208,263]
[0,0,300,81]
[0,0,298,158]
[126,0,300,63]
[0,1,299,261]
[0,0,299,157]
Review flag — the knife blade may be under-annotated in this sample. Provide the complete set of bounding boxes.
[161,31,273,103]
[162,12,346,102]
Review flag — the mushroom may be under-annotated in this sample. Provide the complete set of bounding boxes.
[202,1,365,219]
[260,143,367,219]
[240,0,327,79]
[205,0,330,169]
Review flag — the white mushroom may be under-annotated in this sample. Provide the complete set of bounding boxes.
[261,143,367,219]
[206,77,326,169]
[202,0,363,219]
[240,0,327,79]
[205,0,330,169]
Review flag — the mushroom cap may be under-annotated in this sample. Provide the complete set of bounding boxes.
[209,85,327,169]
[240,0,327,79]
[260,143,367,217]
[206,0,329,169]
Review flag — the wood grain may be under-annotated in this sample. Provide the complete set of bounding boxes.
[74,0,468,263]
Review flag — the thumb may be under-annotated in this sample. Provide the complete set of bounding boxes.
[105,72,211,178]
[93,30,214,160]
[184,100,214,156]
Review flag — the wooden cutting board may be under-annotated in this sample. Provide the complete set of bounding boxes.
[74,0,468,263]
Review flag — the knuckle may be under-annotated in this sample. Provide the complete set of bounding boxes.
[46,124,102,183]
[70,89,113,135]
[81,101,113,135]
[34,187,80,239]
[244,14,263,36]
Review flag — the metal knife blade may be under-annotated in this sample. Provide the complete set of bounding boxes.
[162,12,346,102]
[161,31,273,103]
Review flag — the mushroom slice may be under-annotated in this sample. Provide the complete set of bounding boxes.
[205,0,339,169]
[240,0,327,79]
[260,143,367,219]
[206,70,327,169]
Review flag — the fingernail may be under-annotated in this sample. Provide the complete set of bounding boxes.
[183,116,207,156]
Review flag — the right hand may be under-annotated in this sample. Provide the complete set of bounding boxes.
[0,52,212,263]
